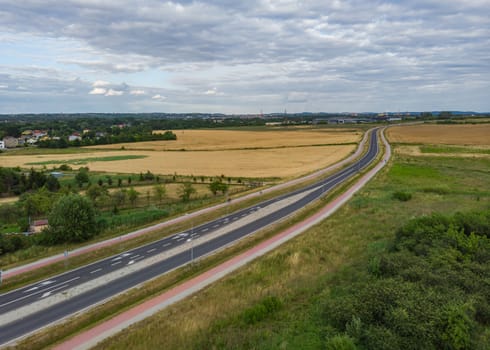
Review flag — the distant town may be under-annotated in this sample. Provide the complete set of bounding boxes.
[1,111,488,150]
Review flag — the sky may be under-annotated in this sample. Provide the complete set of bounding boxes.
[0,0,489,114]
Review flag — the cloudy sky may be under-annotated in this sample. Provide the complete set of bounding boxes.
[0,0,489,114]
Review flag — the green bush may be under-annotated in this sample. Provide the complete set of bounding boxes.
[392,191,412,202]
[422,187,450,195]
[321,211,490,349]
[242,296,282,325]
[325,335,357,350]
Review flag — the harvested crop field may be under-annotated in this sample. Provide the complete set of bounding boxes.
[387,124,490,145]
[1,128,360,179]
[89,128,361,151]
[0,145,356,179]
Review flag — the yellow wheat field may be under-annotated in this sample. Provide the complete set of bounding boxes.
[387,124,490,145]
[0,145,355,179]
[90,128,361,151]
[0,129,360,179]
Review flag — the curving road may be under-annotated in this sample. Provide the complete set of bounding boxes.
[0,128,380,346]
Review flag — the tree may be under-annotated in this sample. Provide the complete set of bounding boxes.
[19,187,57,217]
[179,182,196,202]
[0,203,22,224]
[112,189,126,208]
[86,184,109,207]
[75,168,90,188]
[144,170,154,181]
[45,174,60,192]
[46,194,99,243]
[153,184,166,204]
[209,179,228,196]
[127,187,139,207]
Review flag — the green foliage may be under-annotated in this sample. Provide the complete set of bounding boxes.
[75,167,90,188]
[85,184,109,207]
[58,164,72,171]
[127,187,139,207]
[18,187,59,217]
[153,184,166,204]
[143,170,154,181]
[241,296,282,325]
[325,335,357,350]
[209,179,229,195]
[0,204,22,224]
[178,182,196,202]
[322,210,490,350]
[44,194,100,244]
[421,187,450,195]
[45,175,60,192]
[392,191,412,202]
[112,189,127,207]
[160,130,177,140]
[441,303,474,350]
[0,233,31,255]
[420,145,490,155]
[0,166,53,195]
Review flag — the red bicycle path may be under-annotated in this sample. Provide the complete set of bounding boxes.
[52,129,390,350]
[2,129,371,280]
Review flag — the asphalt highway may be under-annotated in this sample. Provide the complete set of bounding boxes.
[0,128,380,346]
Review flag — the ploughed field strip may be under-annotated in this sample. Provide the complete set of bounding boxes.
[0,129,380,346]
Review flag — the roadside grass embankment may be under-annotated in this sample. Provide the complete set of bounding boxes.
[88,148,490,349]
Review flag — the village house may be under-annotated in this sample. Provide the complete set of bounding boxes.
[30,219,49,234]
[2,136,19,148]
[32,130,47,139]
[68,132,82,142]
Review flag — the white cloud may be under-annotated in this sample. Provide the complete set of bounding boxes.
[204,87,218,95]
[0,84,8,89]
[105,89,124,96]
[92,80,110,87]
[130,89,146,95]
[89,87,107,95]
[152,94,167,101]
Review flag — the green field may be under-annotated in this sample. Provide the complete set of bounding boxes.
[420,145,490,155]
[92,148,490,349]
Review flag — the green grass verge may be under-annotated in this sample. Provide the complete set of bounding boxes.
[25,155,147,166]
[83,148,489,350]
[420,145,490,155]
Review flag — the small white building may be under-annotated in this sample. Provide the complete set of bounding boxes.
[68,133,82,142]
[0,140,5,149]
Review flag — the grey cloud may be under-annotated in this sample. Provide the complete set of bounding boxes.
[0,0,489,112]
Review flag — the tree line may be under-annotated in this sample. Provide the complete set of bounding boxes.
[0,166,233,255]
